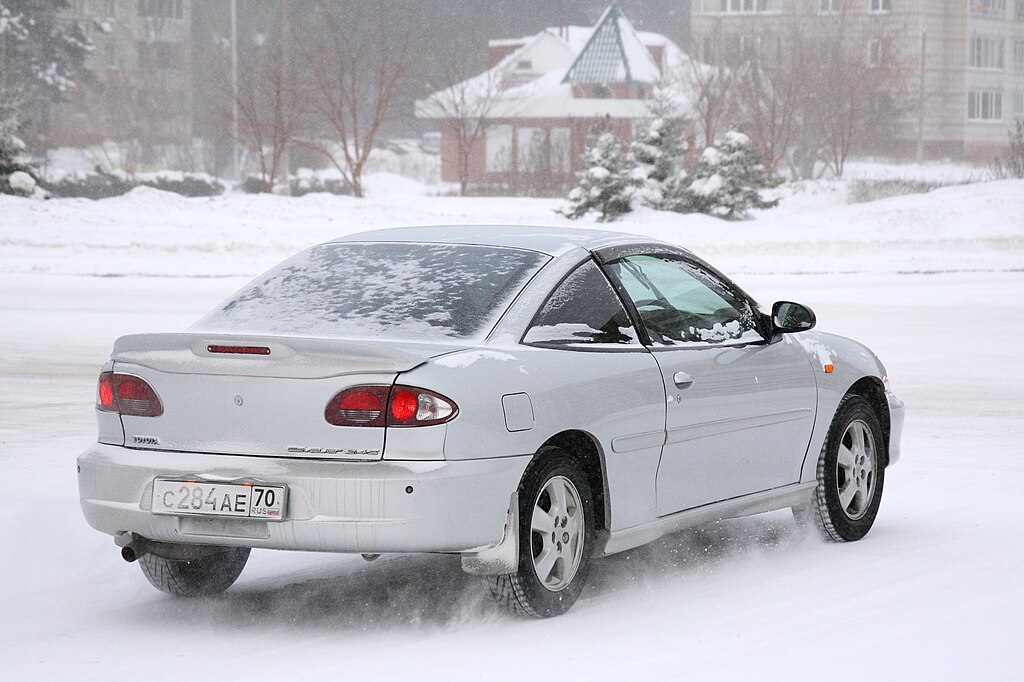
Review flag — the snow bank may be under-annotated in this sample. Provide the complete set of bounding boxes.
[2,176,1019,278]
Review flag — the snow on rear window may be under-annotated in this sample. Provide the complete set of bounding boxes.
[193,242,549,341]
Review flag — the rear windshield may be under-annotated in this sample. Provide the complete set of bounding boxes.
[192,242,550,341]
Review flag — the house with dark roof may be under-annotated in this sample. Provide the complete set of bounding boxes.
[415,5,696,194]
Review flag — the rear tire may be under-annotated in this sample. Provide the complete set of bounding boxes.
[488,447,595,618]
[795,394,885,542]
[139,546,250,597]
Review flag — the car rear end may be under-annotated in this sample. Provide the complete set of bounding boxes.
[77,239,548,557]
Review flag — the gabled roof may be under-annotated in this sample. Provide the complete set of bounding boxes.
[561,5,662,85]
[415,5,697,121]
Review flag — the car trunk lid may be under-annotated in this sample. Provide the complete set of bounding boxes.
[109,333,464,461]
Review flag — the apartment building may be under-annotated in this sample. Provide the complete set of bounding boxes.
[691,0,1024,161]
[53,0,193,152]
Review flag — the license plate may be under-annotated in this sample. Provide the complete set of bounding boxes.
[152,479,287,521]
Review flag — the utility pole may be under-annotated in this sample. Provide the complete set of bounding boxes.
[916,29,926,163]
[279,1,290,182]
[231,0,240,181]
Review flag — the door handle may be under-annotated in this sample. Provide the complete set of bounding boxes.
[673,371,695,389]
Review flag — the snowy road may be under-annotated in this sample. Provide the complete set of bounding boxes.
[1,182,1023,680]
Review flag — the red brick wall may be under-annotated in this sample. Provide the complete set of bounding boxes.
[440,116,643,188]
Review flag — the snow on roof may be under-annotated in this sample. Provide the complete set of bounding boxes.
[417,5,693,121]
[562,5,662,85]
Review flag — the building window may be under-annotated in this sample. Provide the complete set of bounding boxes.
[820,0,842,14]
[969,35,1005,69]
[817,40,838,64]
[137,42,184,70]
[970,0,1006,17]
[138,0,184,20]
[516,127,545,172]
[550,128,571,174]
[1014,40,1024,71]
[1014,92,1024,119]
[868,39,889,66]
[702,0,772,14]
[740,34,761,60]
[1016,0,1024,21]
[870,0,892,11]
[485,125,512,173]
[968,90,1003,120]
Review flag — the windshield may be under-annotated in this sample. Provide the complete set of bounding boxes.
[192,242,550,342]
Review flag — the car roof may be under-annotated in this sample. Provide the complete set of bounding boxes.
[329,225,676,257]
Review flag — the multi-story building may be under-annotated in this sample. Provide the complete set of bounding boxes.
[691,0,1024,161]
[53,0,193,156]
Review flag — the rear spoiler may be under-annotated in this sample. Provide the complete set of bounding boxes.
[111,333,437,379]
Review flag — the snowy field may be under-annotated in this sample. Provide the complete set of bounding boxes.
[1,178,1023,680]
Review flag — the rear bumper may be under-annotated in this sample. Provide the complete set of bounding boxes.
[78,443,530,554]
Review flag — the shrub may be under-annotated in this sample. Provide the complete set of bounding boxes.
[289,174,352,197]
[991,119,1024,180]
[1,127,38,197]
[41,168,225,199]
[847,178,975,204]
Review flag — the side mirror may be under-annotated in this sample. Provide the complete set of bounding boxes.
[772,301,816,334]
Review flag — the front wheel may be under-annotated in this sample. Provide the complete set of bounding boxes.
[796,394,885,542]
[139,546,251,597]
[487,447,595,618]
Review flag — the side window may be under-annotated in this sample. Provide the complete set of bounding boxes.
[523,259,640,347]
[607,254,762,346]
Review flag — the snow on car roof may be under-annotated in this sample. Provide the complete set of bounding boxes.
[330,224,673,257]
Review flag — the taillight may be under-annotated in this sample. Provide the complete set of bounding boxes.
[388,386,457,426]
[96,372,164,417]
[390,389,418,422]
[325,385,458,427]
[325,386,390,427]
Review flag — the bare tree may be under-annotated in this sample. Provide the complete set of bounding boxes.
[418,62,503,196]
[233,5,304,191]
[734,52,802,173]
[691,6,908,179]
[295,3,411,198]
[672,33,739,151]
[801,19,907,177]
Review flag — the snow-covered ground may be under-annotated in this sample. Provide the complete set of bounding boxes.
[1,179,1022,680]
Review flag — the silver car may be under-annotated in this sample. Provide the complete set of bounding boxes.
[78,225,905,617]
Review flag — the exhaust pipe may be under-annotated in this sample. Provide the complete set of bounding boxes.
[115,531,151,563]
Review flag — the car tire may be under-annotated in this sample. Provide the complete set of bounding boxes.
[139,546,251,597]
[795,394,885,542]
[487,446,595,618]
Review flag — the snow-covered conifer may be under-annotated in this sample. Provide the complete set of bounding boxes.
[668,129,780,220]
[0,108,37,196]
[561,132,637,222]
[0,0,93,184]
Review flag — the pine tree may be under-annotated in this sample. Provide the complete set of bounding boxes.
[668,130,780,220]
[628,92,690,209]
[561,132,637,222]
[0,0,93,167]
[0,101,37,196]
